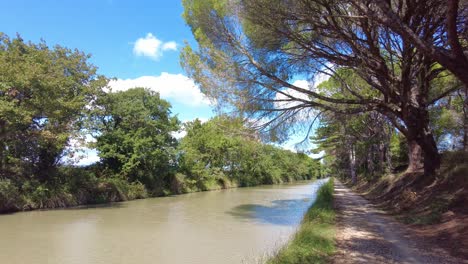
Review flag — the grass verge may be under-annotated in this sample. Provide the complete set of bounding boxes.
[267,178,335,264]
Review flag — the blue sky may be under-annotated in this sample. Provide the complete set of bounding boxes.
[2,0,216,164]
[2,0,212,122]
[1,0,188,75]
[2,0,320,164]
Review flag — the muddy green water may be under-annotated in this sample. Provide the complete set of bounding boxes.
[0,179,328,264]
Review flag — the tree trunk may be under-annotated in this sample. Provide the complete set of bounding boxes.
[422,130,441,176]
[464,85,468,151]
[349,145,357,184]
[385,126,392,172]
[379,139,390,174]
[368,146,375,177]
[385,144,392,172]
[407,139,424,173]
[0,120,6,177]
[403,103,441,176]
[405,128,441,176]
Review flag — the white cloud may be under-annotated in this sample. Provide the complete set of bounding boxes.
[61,135,100,166]
[171,117,209,140]
[133,33,177,60]
[109,72,211,107]
[162,41,177,51]
[292,80,310,89]
[275,79,311,109]
[313,72,330,86]
[274,76,330,110]
[171,130,187,139]
[75,149,100,166]
[273,77,333,123]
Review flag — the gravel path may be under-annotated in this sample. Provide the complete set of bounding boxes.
[332,180,467,264]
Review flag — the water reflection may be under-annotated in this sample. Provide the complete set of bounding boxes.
[227,178,328,226]
[65,202,126,210]
[227,198,313,226]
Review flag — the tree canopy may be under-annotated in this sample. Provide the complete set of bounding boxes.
[178,115,321,188]
[93,88,180,191]
[0,33,106,182]
[181,0,467,175]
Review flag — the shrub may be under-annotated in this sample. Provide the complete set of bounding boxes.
[127,181,148,200]
[0,179,23,212]
[20,182,77,209]
[92,178,148,203]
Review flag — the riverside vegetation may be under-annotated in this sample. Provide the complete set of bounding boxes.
[0,34,323,213]
[268,178,335,264]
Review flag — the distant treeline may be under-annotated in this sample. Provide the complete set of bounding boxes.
[0,34,322,213]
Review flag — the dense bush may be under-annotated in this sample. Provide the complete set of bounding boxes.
[0,179,23,213]
[0,168,149,212]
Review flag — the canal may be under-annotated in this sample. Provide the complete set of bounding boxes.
[0,179,328,264]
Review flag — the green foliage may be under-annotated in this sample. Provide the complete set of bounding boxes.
[0,166,149,212]
[313,111,394,181]
[429,92,465,150]
[268,178,335,264]
[402,199,449,225]
[170,173,195,194]
[94,178,148,202]
[179,115,321,189]
[93,88,180,192]
[0,33,107,182]
[390,132,409,168]
[0,179,23,212]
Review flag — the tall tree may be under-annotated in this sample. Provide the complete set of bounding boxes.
[0,33,105,182]
[313,111,392,183]
[181,0,461,175]
[357,0,468,150]
[93,88,180,191]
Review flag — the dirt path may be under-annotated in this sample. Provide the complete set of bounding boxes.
[332,180,467,264]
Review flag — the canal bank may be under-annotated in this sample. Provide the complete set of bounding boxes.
[268,178,335,264]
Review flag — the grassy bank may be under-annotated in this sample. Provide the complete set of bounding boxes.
[0,163,321,214]
[268,178,335,264]
[0,168,149,214]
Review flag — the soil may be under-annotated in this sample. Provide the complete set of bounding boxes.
[332,180,467,264]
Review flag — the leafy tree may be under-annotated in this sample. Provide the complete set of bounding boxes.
[179,116,254,185]
[425,68,466,150]
[313,110,392,183]
[0,33,106,182]
[178,115,319,187]
[390,131,409,169]
[93,88,180,191]
[181,0,464,176]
